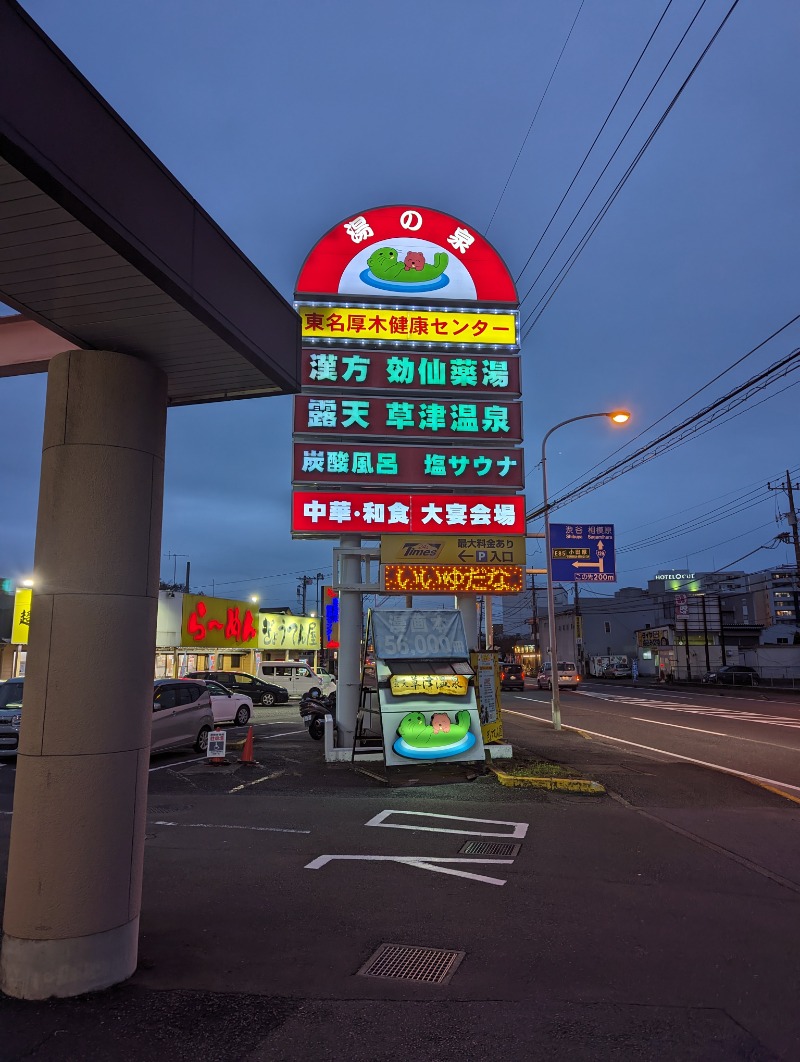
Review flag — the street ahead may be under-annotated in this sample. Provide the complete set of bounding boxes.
[503,681,800,798]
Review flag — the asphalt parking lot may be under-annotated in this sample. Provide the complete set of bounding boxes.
[1,697,800,1060]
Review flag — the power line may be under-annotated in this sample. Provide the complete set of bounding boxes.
[526,346,800,520]
[520,0,743,338]
[512,0,679,285]
[545,313,800,497]
[485,0,587,237]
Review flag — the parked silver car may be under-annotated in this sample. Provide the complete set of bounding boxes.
[0,678,24,758]
[1,678,214,758]
[152,679,214,753]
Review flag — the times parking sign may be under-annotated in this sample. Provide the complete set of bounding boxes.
[550,523,616,582]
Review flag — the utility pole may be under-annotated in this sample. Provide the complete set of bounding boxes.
[530,573,539,667]
[768,470,800,622]
[297,574,313,615]
[573,583,583,674]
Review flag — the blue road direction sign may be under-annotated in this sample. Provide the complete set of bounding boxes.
[550,523,616,583]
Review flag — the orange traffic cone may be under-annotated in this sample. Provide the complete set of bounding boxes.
[240,725,258,766]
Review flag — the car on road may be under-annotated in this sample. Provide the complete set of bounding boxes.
[537,661,580,689]
[602,664,632,679]
[500,663,525,691]
[702,665,761,686]
[201,678,253,726]
[0,677,24,758]
[152,679,215,753]
[185,670,289,706]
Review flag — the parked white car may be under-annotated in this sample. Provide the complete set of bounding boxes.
[203,679,253,726]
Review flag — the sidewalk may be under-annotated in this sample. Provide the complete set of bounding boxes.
[1,713,799,1061]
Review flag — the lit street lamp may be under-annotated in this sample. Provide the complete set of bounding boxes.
[542,410,630,730]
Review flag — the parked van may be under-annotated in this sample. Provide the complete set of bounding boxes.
[257,660,336,699]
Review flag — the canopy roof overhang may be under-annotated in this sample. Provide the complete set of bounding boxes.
[0,1,300,405]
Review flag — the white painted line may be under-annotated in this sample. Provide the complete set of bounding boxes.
[149,756,206,773]
[503,708,800,795]
[148,729,305,773]
[365,809,529,839]
[630,717,730,738]
[305,854,512,886]
[228,770,284,794]
[153,820,310,835]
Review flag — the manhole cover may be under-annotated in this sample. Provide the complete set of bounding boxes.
[357,944,465,985]
[459,841,520,857]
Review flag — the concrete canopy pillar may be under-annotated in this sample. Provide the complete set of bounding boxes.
[0,349,167,999]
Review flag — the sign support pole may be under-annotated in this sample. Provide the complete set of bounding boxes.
[337,533,363,748]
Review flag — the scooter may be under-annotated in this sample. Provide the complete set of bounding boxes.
[298,689,336,741]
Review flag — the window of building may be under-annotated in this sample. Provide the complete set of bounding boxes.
[778,638,789,644]
[604,621,611,634]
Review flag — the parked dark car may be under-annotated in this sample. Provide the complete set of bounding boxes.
[500,663,525,691]
[702,665,761,686]
[185,670,289,706]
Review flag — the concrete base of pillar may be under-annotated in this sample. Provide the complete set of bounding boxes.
[0,917,139,999]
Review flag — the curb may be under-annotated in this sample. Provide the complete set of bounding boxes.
[490,767,605,793]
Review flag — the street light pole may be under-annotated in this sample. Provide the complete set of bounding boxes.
[541,410,630,731]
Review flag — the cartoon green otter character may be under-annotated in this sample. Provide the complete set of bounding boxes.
[367,246,448,282]
[397,710,471,749]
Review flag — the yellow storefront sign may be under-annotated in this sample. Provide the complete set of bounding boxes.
[389,674,469,697]
[259,612,320,652]
[298,304,518,346]
[11,588,32,645]
[181,594,259,650]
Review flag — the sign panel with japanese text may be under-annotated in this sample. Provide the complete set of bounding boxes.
[207,729,227,760]
[294,205,523,542]
[298,304,518,347]
[550,524,616,583]
[293,443,523,490]
[181,594,259,649]
[292,492,526,536]
[296,204,517,304]
[294,395,522,443]
[380,535,526,566]
[471,651,503,744]
[302,348,521,397]
[258,612,320,652]
[383,564,524,595]
[11,588,32,645]
[371,609,469,660]
[321,586,340,649]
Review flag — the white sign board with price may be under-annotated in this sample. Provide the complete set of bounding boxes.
[371,610,469,660]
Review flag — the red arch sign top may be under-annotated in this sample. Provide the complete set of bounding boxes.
[296,205,517,305]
